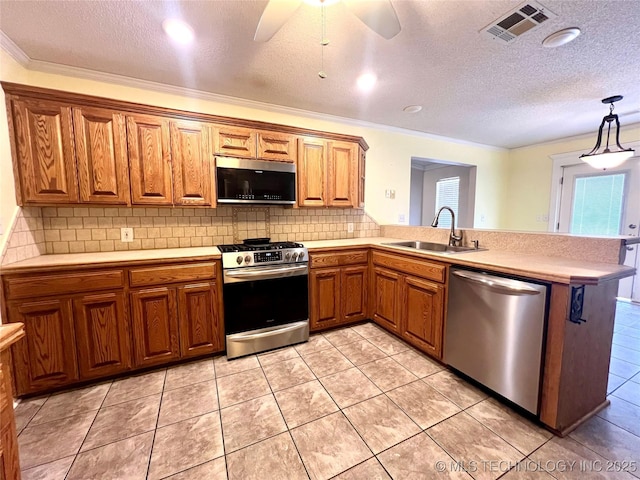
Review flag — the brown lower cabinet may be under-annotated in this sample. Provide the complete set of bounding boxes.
[2,260,224,396]
[370,250,447,360]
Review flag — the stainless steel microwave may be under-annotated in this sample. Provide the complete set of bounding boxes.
[215,157,296,205]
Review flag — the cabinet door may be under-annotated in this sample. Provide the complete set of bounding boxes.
[257,131,296,162]
[297,138,326,207]
[73,107,130,204]
[73,291,131,379]
[170,120,213,206]
[327,141,357,207]
[358,146,366,208]
[130,287,179,367]
[0,352,20,480]
[215,126,256,158]
[309,268,341,330]
[127,114,173,205]
[371,267,401,333]
[177,282,223,357]
[401,276,445,359]
[10,98,78,204]
[8,299,79,395]
[341,266,367,323]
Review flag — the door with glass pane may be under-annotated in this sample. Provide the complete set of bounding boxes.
[558,157,640,301]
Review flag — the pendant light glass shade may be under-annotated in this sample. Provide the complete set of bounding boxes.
[580,95,635,170]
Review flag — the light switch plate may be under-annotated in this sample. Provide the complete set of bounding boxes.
[398,214,406,223]
[121,227,134,242]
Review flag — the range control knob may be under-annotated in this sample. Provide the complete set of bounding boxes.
[244,255,252,264]
[298,251,305,260]
[291,252,298,261]
[285,252,291,261]
[236,255,243,265]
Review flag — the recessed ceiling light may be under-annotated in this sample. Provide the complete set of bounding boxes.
[304,0,340,6]
[403,105,422,113]
[162,19,195,45]
[542,27,581,48]
[357,73,377,92]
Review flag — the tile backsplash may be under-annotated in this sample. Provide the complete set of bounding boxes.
[1,208,45,266]
[28,206,379,256]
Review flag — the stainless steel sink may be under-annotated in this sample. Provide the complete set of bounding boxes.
[382,240,485,254]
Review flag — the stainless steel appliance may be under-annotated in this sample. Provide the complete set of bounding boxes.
[445,268,548,414]
[216,157,296,205]
[218,238,309,359]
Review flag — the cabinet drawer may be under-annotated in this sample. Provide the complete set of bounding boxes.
[4,270,124,300]
[372,251,446,283]
[129,262,216,287]
[310,249,368,268]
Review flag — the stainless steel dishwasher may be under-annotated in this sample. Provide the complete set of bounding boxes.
[445,268,548,414]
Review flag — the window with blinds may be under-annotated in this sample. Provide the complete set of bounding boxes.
[570,173,625,236]
[435,176,460,228]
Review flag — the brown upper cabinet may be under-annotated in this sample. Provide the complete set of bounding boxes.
[3,83,367,207]
[297,138,362,208]
[8,98,78,204]
[74,107,130,204]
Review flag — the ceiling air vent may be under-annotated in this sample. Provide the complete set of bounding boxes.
[481,1,557,44]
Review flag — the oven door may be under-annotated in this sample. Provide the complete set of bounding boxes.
[222,264,309,335]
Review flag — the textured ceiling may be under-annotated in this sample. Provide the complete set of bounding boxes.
[1,0,639,148]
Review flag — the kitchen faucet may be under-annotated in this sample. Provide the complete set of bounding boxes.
[431,206,462,246]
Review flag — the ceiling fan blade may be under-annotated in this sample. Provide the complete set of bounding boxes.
[343,0,401,40]
[254,0,304,42]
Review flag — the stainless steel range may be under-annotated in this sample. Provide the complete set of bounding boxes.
[218,238,309,359]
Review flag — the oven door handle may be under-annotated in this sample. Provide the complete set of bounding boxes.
[224,264,308,282]
[228,321,309,342]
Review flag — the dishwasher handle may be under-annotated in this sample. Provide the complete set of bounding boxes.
[452,270,542,296]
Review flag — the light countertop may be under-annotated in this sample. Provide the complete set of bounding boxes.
[1,237,634,285]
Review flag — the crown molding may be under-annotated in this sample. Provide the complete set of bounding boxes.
[0,30,30,66]
[1,39,504,152]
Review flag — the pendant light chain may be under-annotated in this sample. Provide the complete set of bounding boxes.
[319,1,328,79]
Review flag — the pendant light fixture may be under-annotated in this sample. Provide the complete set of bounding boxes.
[580,95,635,170]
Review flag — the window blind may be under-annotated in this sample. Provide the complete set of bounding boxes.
[435,177,460,228]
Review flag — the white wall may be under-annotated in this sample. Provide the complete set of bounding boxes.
[420,165,475,228]
[409,168,424,225]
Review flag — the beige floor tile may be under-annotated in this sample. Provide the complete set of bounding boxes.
[391,349,444,378]
[302,346,354,377]
[18,411,97,469]
[499,462,556,479]
[466,399,552,455]
[386,380,460,429]
[378,432,471,480]
[221,394,287,453]
[67,432,153,480]
[263,357,316,391]
[158,380,218,427]
[148,412,224,480]
[14,396,48,434]
[294,334,333,356]
[227,432,308,480]
[258,346,300,366]
[598,396,640,436]
[323,327,364,347]
[366,332,411,355]
[569,415,640,466]
[359,356,418,391]
[336,339,387,366]
[423,370,487,409]
[611,381,640,407]
[164,358,215,391]
[163,457,227,479]
[274,379,339,428]
[350,322,387,339]
[319,367,382,408]
[216,367,271,408]
[334,458,391,479]
[428,413,523,480]
[21,456,74,480]
[291,412,372,480]
[103,369,166,406]
[214,354,260,377]
[81,393,161,451]
[608,374,627,394]
[343,394,421,454]
[530,436,629,480]
[608,357,640,380]
[30,383,110,425]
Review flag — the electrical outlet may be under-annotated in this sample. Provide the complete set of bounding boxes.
[347,222,354,233]
[121,227,134,242]
[398,214,406,223]
[385,189,390,198]
[389,190,395,199]
[480,214,486,223]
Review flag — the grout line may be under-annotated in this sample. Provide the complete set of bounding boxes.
[143,368,168,480]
